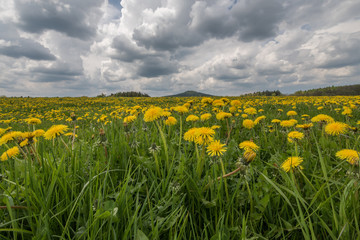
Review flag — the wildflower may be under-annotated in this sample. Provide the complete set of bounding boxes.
[206,140,227,156]
[239,140,259,151]
[201,97,213,104]
[244,107,257,115]
[230,100,241,106]
[1,146,20,161]
[311,114,334,123]
[165,116,177,126]
[336,149,359,165]
[243,150,256,163]
[211,125,220,130]
[0,131,22,146]
[144,107,163,122]
[254,115,266,125]
[65,132,78,137]
[287,131,304,143]
[0,127,12,136]
[25,118,42,125]
[278,109,283,112]
[281,156,303,172]
[124,115,137,123]
[241,114,248,118]
[184,128,198,142]
[161,111,172,117]
[173,106,189,114]
[216,112,232,120]
[44,125,69,140]
[186,115,199,122]
[325,122,348,136]
[33,129,45,137]
[271,119,281,124]
[212,99,225,107]
[287,111,297,116]
[243,119,255,129]
[200,113,212,121]
[280,120,296,128]
[268,125,274,132]
[342,107,352,116]
[229,106,237,113]
[296,123,313,130]
[195,127,215,145]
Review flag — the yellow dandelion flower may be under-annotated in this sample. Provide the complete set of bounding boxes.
[254,115,266,125]
[0,131,23,146]
[281,156,303,172]
[165,116,177,126]
[230,100,241,106]
[200,113,212,121]
[244,107,257,115]
[25,117,42,125]
[239,140,259,151]
[211,125,220,130]
[201,97,213,104]
[144,107,163,122]
[0,127,12,136]
[287,111,297,116]
[33,129,45,137]
[324,122,348,136]
[186,115,200,122]
[241,114,248,118]
[44,125,69,140]
[184,128,198,142]
[229,106,237,113]
[311,114,334,123]
[280,120,296,127]
[336,149,359,165]
[174,106,189,114]
[287,131,304,143]
[243,119,255,129]
[216,112,232,120]
[271,119,281,123]
[1,146,20,161]
[194,127,215,145]
[342,107,352,116]
[206,140,227,157]
[124,115,137,123]
[296,123,313,130]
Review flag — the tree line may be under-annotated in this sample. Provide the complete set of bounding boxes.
[293,84,360,96]
[97,91,150,97]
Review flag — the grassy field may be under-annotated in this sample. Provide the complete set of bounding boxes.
[0,96,359,239]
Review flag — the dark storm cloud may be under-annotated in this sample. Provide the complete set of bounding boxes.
[317,35,360,69]
[15,0,102,40]
[0,38,56,60]
[0,21,56,60]
[111,35,145,62]
[137,56,178,78]
[190,0,285,42]
[233,0,285,42]
[30,63,83,82]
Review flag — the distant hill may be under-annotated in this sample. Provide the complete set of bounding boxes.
[293,84,360,96]
[165,90,214,97]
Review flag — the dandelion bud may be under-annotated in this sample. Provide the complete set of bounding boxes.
[243,150,256,163]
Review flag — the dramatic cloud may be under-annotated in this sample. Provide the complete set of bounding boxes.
[0,0,360,97]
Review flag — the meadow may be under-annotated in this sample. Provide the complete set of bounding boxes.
[0,95,359,239]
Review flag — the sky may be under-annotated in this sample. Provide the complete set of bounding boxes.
[0,0,360,97]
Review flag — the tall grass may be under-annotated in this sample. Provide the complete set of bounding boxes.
[0,96,359,239]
